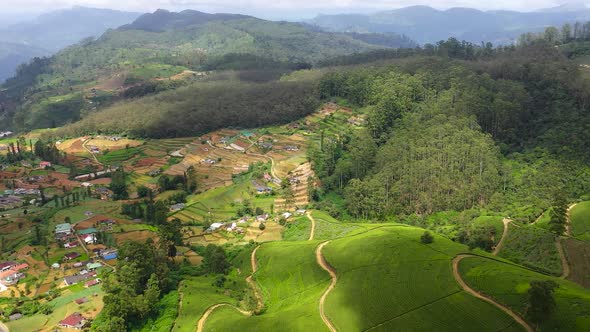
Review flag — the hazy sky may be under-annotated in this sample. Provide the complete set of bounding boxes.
[0,0,585,19]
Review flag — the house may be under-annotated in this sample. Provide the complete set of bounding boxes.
[296,209,307,215]
[256,214,270,222]
[52,263,61,269]
[89,146,100,154]
[85,279,101,288]
[60,312,88,330]
[148,169,161,177]
[64,252,81,261]
[64,274,91,286]
[78,228,98,236]
[87,262,102,271]
[39,161,52,169]
[81,182,93,188]
[229,143,246,152]
[170,203,185,212]
[64,241,79,249]
[201,158,216,165]
[253,181,272,194]
[103,252,118,261]
[281,212,293,220]
[55,223,73,236]
[0,262,16,272]
[284,145,299,152]
[263,174,272,181]
[208,223,224,232]
[226,223,238,232]
[259,142,273,150]
[83,234,96,244]
[3,273,25,285]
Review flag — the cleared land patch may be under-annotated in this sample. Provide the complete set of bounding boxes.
[570,201,590,241]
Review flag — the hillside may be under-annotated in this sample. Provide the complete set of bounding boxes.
[307,5,590,44]
[0,6,141,82]
[0,9,405,131]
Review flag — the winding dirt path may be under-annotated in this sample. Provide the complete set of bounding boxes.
[556,203,578,279]
[452,255,533,332]
[0,321,9,332]
[316,241,337,332]
[492,219,512,256]
[196,245,262,332]
[246,245,264,312]
[307,211,317,241]
[196,303,251,332]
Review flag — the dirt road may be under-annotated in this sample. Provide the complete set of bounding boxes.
[316,241,337,332]
[452,255,533,332]
[492,219,512,256]
[307,211,317,241]
[196,245,262,331]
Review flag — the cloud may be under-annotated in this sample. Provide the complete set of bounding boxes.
[0,0,571,17]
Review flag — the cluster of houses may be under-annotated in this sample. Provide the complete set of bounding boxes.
[55,223,98,245]
[253,180,272,195]
[4,188,41,196]
[0,261,29,290]
[0,196,21,209]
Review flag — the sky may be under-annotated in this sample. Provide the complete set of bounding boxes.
[0,0,585,20]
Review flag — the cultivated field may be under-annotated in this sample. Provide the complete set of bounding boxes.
[322,226,522,332]
[459,256,590,331]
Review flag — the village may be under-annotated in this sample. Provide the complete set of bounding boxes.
[0,103,357,330]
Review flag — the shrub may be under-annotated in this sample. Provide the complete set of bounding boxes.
[420,231,434,244]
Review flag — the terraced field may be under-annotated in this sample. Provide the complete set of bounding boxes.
[570,201,590,241]
[459,256,590,331]
[322,227,522,332]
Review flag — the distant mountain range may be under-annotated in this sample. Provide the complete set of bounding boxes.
[0,7,141,82]
[307,4,590,45]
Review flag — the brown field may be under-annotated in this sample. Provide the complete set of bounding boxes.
[86,138,143,151]
[275,162,314,211]
[243,221,283,242]
[563,238,590,288]
[57,138,87,154]
[95,72,128,91]
[114,230,158,245]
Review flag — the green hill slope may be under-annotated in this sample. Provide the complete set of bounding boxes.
[1,9,392,131]
[203,225,525,332]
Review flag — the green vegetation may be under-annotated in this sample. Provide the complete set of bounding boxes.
[570,201,590,241]
[498,225,562,275]
[322,227,521,331]
[205,241,330,331]
[459,256,590,331]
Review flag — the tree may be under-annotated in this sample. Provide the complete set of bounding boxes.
[548,193,568,235]
[136,186,150,198]
[203,244,230,274]
[420,231,434,244]
[527,280,559,324]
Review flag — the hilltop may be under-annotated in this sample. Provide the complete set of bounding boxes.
[307,5,590,44]
[0,9,413,131]
[0,6,141,82]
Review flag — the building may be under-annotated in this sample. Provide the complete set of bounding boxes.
[64,241,79,249]
[0,262,16,272]
[281,212,293,220]
[39,161,52,169]
[207,223,224,232]
[64,252,81,261]
[75,297,88,305]
[60,312,88,330]
[85,279,101,288]
[55,223,73,237]
[170,203,186,212]
[87,262,102,271]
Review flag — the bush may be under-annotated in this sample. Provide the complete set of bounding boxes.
[259,223,266,231]
[420,231,434,244]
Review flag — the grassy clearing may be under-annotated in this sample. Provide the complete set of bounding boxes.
[498,224,562,275]
[172,276,236,332]
[205,241,330,331]
[310,210,368,240]
[571,201,590,241]
[459,256,590,331]
[322,226,521,332]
